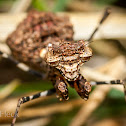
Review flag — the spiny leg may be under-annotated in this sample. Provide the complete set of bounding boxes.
[0,50,45,79]
[54,76,69,101]
[90,80,123,85]
[88,7,111,42]
[11,88,56,126]
[74,75,92,100]
[123,79,126,101]
[90,79,126,101]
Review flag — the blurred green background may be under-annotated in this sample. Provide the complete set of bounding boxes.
[0,0,126,12]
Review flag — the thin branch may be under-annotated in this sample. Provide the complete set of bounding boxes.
[9,0,32,13]
[0,79,20,100]
[69,56,125,126]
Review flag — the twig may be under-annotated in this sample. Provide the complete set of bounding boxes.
[69,56,125,126]
[0,92,54,112]
[9,0,32,13]
[0,12,126,43]
[69,86,111,126]
[20,99,85,118]
[96,56,126,77]
[0,79,20,100]
[1,117,50,126]
[0,98,85,123]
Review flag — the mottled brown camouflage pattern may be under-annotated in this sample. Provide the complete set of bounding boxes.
[6,10,74,73]
[6,10,91,101]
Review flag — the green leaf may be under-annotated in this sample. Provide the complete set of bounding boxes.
[32,0,48,11]
[95,0,118,6]
[108,88,125,99]
[53,0,69,12]
[92,88,126,120]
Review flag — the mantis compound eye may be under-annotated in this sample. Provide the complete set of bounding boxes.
[45,43,60,66]
[48,43,53,50]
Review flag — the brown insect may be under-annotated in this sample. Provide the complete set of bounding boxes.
[0,8,125,126]
[45,39,92,100]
